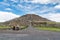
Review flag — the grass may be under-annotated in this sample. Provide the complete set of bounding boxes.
[0,25,60,32]
[0,25,28,30]
[0,26,10,29]
[35,27,60,32]
[0,26,10,30]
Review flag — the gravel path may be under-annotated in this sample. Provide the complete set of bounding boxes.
[0,26,60,40]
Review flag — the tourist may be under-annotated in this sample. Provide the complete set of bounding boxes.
[12,26,15,30]
[15,25,19,30]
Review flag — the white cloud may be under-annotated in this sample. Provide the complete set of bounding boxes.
[17,4,24,9]
[10,0,18,3]
[31,0,50,4]
[24,0,60,4]
[54,5,60,9]
[23,0,50,4]
[5,8,12,10]
[40,13,60,22]
[0,11,20,22]
[26,11,36,14]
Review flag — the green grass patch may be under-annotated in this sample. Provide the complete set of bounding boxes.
[0,26,10,30]
[35,27,60,32]
[0,25,28,30]
[0,26,10,29]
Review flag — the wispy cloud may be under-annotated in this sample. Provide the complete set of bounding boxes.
[40,13,60,22]
[30,0,50,4]
[10,0,19,3]
[5,8,12,10]
[54,4,60,9]
[23,0,60,4]
[0,11,20,22]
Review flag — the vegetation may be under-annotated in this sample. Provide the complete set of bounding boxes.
[33,22,60,32]
[35,26,60,32]
[19,26,28,30]
[0,26,10,30]
[0,25,28,30]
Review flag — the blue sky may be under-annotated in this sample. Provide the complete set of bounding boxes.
[0,0,60,22]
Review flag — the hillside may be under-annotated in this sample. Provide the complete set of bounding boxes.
[0,14,51,26]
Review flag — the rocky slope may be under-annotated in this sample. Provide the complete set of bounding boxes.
[0,14,51,26]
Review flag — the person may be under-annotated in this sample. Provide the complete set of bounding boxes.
[12,26,15,30]
[15,25,19,30]
[16,27,19,30]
